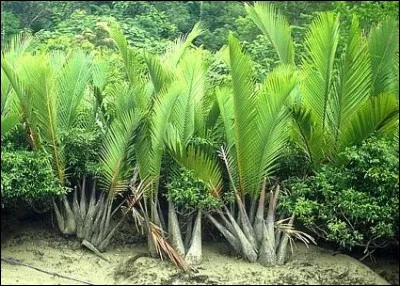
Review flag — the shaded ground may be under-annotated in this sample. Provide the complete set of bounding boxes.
[0,217,396,285]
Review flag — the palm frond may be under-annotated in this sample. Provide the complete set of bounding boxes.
[23,53,66,184]
[1,113,20,136]
[289,104,327,165]
[1,67,20,135]
[331,16,371,142]
[368,17,399,96]
[1,53,41,149]
[338,92,399,153]
[140,84,181,183]
[166,130,223,195]
[145,53,173,94]
[106,22,143,86]
[92,58,110,93]
[170,49,206,144]
[245,2,294,65]
[301,12,340,131]
[255,65,297,188]
[2,32,33,62]
[57,51,93,130]
[228,33,258,195]
[163,22,204,69]
[108,81,136,117]
[99,109,143,193]
[216,87,239,189]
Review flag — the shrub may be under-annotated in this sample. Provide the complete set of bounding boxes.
[167,168,220,210]
[281,136,399,251]
[1,149,67,208]
[62,126,103,182]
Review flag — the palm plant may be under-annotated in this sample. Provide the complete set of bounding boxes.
[245,1,399,259]
[1,36,149,255]
[202,34,314,266]
[106,22,209,258]
[2,48,95,235]
[160,48,224,264]
[1,65,19,137]
[246,2,399,167]
[0,34,32,137]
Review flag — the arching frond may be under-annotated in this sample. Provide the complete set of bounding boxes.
[163,22,204,69]
[338,93,399,153]
[245,2,294,65]
[2,32,33,63]
[1,67,20,137]
[99,109,143,193]
[145,53,173,94]
[228,33,258,194]
[256,66,297,183]
[136,84,181,184]
[166,128,223,195]
[23,53,66,184]
[368,17,399,97]
[171,49,206,144]
[106,22,143,86]
[301,12,340,132]
[57,51,93,130]
[331,16,371,142]
[289,104,326,165]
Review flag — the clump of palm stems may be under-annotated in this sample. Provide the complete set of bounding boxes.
[167,199,203,265]
[53,170,142,254]
[206,148,315,266]
[123,176,193,272]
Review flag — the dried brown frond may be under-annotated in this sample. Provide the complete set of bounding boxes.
[276,216,317,248]
[147,220,193,273]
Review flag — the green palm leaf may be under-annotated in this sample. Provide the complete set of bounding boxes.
[162,22,204,69]
[57,51,93,130]
[99,109,143,193]
[255,65,297,185]
[302,12,340,131]
[227,33,258,194]
[368,17,399,97]
[245,2,294,65]
[145,53,174,94]
[331,16,371,142]
[166,127,223,195]
[338,93,399,153]
[106,22,143,86]
[23,53,66,184]
[289,104,327,166]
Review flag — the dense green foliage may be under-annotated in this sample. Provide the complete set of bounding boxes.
[1,149,67,206]
[281,136,399,250]
[167,168,220,210]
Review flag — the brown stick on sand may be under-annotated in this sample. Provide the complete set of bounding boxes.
[1,257,95,285]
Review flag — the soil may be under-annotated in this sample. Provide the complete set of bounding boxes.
[0,216,397,285]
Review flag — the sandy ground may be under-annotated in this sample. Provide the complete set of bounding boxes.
[0,219,395,285]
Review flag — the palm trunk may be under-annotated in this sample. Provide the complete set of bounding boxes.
[184,214,193,250]
[185,209,202,265]
[258,188,277,266]
[52,198,65,233]
[73,186,84,239]
[61,194,76,235]
[276,214,295,265]
[207,213,241,253]
[224,206,257,262]
[148,196,160,257]
[254,177,267,246]
[168,198,185,256]
[249,197,257,225]
[236,194,257,250]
